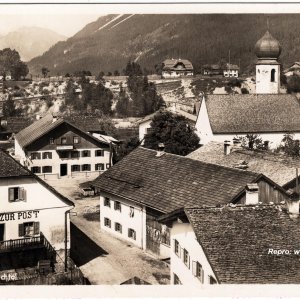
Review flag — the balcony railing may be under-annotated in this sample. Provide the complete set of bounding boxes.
[0,232,55,254]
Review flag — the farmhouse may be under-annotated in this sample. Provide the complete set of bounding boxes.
[92,147,290,258]
[159,201,300,285]
[223,63,239,77]
[15,113,113,178]
[161,59,193,78]
[0,149,74,275]
[0,116,32,140]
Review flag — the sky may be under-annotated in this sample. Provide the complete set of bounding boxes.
[0,2,299,37]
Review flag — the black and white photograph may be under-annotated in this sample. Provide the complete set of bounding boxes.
[1,1,300,295]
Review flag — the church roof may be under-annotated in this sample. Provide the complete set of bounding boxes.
[202,94,300,134]
[254,30,281,60]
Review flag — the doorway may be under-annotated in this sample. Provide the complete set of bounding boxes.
[60,164,68,177]
[0,224,5,241]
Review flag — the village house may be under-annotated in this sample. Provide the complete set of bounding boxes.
[0,149,76,280]
[284,61,300,77]
[161,59,193,78]
[0,116,32,140]
[159,199,300,285]
[202,63,239,77]
[92,146,290,258]
[14,113,113,178]
[187,141,300,191]
[138,106,197,145]
[223,63,239,77]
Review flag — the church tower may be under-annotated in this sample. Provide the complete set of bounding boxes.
[255,30,281,94]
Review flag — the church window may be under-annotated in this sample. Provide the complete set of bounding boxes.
[271,69,276,82]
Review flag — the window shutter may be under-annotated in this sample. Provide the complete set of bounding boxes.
[128,228,130,237]
[188,255,190,269]
[37,153,41,159]
[119,203,122,212]
[8,188,14,202]
[134,231,136,240]
[201,269,204,283]
[192,261,197,276]
[87,150,91,157]
[49,152,52,159]
[120,224,122,234]
[19,187,26,201]
[34,222,40,235]
[109,219,111,227]
[18,223,24,237]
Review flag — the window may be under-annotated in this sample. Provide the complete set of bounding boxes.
[173,273,182,285]
[71,151,80,158]
[19,222,39,237]
[183,249,190,268]
[128,228,136,240]
[271,68,276,82]
[115,222,122,233]
[95,149,104,157]
[42,152,52,159]
[209,276,217,285]
[82,150,91,157]
[59,152,69,159]
[50,138,54,144]
[114,201,121,212]
[104,218,111,228]
[31,152,41,160]
[104,197,111,207]
[71,165,80,172]
[42,166,52,173]
[174,239,181,257]
[95,163,105,171]
[82,164,91,171]
[8,187,26,202]
[129,206,134,218]
[31,166,41,174]
[61,137,67,144]
[73,136,80,144]
[193,261,204,282]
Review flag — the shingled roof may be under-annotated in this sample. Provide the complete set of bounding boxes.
[162,59,193,71]
[184,205,300,284]
[15,113,110,149]
[203,94,300,133]
[187,141,300,186]
[0,117,32,134]
[92,147,261,213]
[0,149,73,206]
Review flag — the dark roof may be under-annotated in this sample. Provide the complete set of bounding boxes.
[0,117,32,133]
[0,149,31,178]
[0,149,73,207]
[203,94,300,133]
[92,147,261,213]
[185,205,300,284]
[188,141,300,186]
[120,277,151,285]
[15,113,110,149]
[64,115,107,133]
[162,59,193,71]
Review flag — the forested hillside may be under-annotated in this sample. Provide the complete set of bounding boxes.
[28,14,300,75]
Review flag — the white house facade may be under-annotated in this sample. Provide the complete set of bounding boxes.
[15,113,112,178]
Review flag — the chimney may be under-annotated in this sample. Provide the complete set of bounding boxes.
[171,102,177,113]
[36,114,41,120]
[245,183,259,205]
[52,114,57,123]
[224,140,231,155]
[156,143,165,157]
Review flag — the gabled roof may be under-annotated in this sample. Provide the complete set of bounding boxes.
[162,59,193,70]
[184,205,300,284]
[0,149,73,207]
[92,147,261,213]
[15,113,110,149]
[64,115,107,133]
[202,94,300,133]
[187,141,300,187]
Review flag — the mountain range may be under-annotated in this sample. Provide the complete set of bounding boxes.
[0,27,66,62]
[28,14,300,76]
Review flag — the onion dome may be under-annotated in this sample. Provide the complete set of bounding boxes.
[254,30,281,59]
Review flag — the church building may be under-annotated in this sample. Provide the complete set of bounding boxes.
[195,30,300,149]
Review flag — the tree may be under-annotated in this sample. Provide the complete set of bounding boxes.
[0,48,28,81]
[287,75,300,93]
[116,85,131,117]
[41,67,50,78]
[144,111,200,156]
[107,72,112,76]
[11,61,29,80]
[124,61,143,76]
[114,70,120,76]
[279,133,300,157]
[240,134,265,150]
[2,94,20,117]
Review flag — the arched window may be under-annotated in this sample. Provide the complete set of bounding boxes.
[271,69,276,82]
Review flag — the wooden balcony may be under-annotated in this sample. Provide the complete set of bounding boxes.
[0,232,54,254]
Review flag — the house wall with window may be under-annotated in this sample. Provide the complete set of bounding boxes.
[170,222,217,285]
[15,123,111,177]
[0,176,72,250]
[99,191,146,249]
[138,119,152,145]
